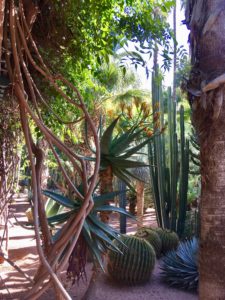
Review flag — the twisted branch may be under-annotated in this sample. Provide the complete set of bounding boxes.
[1,1,100,298]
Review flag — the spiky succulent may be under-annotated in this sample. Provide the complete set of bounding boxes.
[43,188,134,277]
[107,235,156,285]
[135,227,162,258]
[160,237,199,291]
[86,117,156,189]
[154,228,179,254]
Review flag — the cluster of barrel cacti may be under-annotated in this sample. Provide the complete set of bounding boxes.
[135,227,162,258]
[107,227,179,285]
[154,228,179,254]
[135,227,179,257]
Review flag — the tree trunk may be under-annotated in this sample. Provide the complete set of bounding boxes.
[99,166,113,223]
[0,0,5,61]
[136,181,144,228]
[186,1,225,298]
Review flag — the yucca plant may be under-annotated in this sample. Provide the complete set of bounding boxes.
[43,188,134,283]
[160,237,199,291]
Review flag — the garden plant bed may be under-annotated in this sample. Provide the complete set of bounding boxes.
[0,194,197,300]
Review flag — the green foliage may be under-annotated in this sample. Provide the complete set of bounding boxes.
[135,227,162,258]
[160,237,198,291]
[154,228,179,254]
[39,0,174,75]
[107,235,156,284]
[33,1,176,146]
[43,188,135,270]
[117,1,174,72]
[175,53,190,88]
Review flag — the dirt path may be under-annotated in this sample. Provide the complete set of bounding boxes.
[0,194,198,300]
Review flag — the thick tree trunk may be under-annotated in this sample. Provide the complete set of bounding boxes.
[198,97,225,299]
[186,1,225,299]
[99,166,113,223]
[0,0,5,61]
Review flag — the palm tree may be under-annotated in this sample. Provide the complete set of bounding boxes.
[186,1,225,299]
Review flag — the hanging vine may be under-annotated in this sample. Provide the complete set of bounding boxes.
[0,1,100,299]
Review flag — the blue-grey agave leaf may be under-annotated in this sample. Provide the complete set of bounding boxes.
[160,237,199,291]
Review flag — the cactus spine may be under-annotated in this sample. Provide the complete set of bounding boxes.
[154,228,179,254]
[135,227,162,258]
[107,235,156,284]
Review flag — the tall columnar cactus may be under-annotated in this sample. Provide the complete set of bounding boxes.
[107,235,156,284]
[148,68,189,236]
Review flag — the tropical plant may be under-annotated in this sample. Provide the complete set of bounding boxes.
[0,1,176,298]
[107,235,156,284]
[99,117,154,188]
[154,228,179,254]
[86,116,158,223]
[135,227,162,258]
[160,237,199,291]
[43,188,134,276]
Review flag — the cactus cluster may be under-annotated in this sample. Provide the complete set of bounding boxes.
[135,227,162,258]
[154,228,179,254]
[135,227,179,257]
[107,235,156,285]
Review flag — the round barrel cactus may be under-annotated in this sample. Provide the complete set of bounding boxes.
[107,235,156,284]
[135,227,162,258]
[154,228,179,254]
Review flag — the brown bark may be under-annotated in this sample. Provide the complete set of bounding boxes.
[186,1,225,299]
[99,166,113,223]
[22,0,39,31]
[3,1,100,298]
[0,0,5,61]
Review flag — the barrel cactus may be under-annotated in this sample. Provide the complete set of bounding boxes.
[160,237,199,290]
[154,228,179,254]
[135,227,162,258]
[107,235,156,284]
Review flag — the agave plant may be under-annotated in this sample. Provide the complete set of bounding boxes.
[43,188,134,283]
[160,237,199,291]
[99,117,154,184]
[88,117,157,222]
